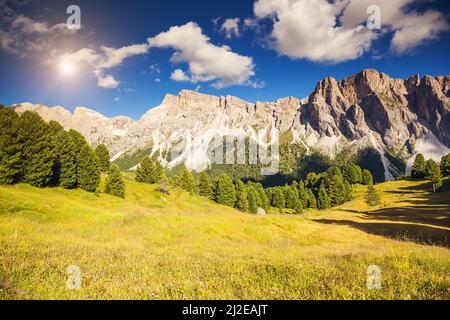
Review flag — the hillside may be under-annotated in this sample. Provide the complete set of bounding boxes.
[0,177,449,300]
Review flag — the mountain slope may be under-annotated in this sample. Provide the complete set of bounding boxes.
[12,69,450,179]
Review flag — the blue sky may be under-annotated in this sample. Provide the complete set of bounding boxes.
[0,0,449,119]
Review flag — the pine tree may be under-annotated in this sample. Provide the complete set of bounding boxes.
[95,144,111,173]
[426,160,442,192]
[441,153,450,177]
[18,111,55,187]
[411,153,427,179]
[342,163,363,184]
[297,180,308,207]
[306,189,317,208]
[272,188,285,212]
[317,184,331,210]
[135,157,156,183]
[284,185,298,209]
[234,179,249,212]
[105,164,125,198]
[247,186,259,214]
[156,175,171,195]
[0,107,22,184]
[213,174,236,207]
[293,199,303,214]
[324,173,345,206]
[254,183,270,212]
[365,185,380,207]
[197,171,212,198]
[343,180,353,202]
[180,168,195,194]
[55,131,77,189]
[77,144,100,192]
[362,169,374,186]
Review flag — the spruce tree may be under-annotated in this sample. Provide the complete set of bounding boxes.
[293,199,303,214]
[317,184,331,210]
[254,183,270,212]
[234,179,249,212]
[197,171,212,198]
[247,186,259,214]
[135,157,156,183]
[55,131,77,189]
[284,186,298,209]
[362,169,374,186]
[105,164,125,198]
[0,107,22,184]
[77,144,100,192]
[306,189,317,208]
[297,180,308,207]
[411,153,427,179]
[95,144,111,173]
[180,168,195,194]
[272,188,285,212]
[441,153,450,177]
[426,160,442,192]
[342,163,363,184]
[365,185,381,207]
[324,173,345,207]
[18,111,55,187]
[213,173,236,207]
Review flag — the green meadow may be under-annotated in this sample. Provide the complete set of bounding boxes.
[0,176,449,300]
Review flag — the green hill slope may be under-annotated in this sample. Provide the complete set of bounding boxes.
[0,178,449,300]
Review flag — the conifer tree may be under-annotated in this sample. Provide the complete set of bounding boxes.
[234,179,249,212]
[284,186,298,209]
[105,164,125,198]
[95,144,111,173]
[293,199,303,214]
[317,184,331,210]
[213,173,236,207]
[426,159,442,192]
[365,185,380,207]
[18,111,55,187]
[441,153,450,177]
[135,157,156,184]
[0,107,22,184]
[77,144,100,192]
[197,171,212,198]
[362,169,374,186]
[306,189,317,208]
[324,172,345,207]
[297,180,308,207]
[411,153,426,179]
[180,168,196,194]
[272,188,285,212]
[247,186,259,214]
[55,131,77,189]
[254,183,270,212]
[342,163,363,184]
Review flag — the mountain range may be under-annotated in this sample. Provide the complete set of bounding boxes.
[12,69,450,180]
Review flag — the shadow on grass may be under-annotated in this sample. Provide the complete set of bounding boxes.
[315,180,450,247]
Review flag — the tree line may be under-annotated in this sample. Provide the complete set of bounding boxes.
[411,153,450,192]
[0,107,125,198]
[135,156,374,214]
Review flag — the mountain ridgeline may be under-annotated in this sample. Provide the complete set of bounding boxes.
[12,69,450,182]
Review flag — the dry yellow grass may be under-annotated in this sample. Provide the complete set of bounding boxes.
[0,177,449,300]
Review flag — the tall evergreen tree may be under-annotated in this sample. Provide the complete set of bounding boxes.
[77,144,100,192]
[213,173,236,207]
[362,169,374,186]
[0,107,22,184]
[297,180,308,207]
[105,164,125,198]
[234,179,249,212]
[135,157,156,184]
[95,144,111,173]
[306,189,317,209]
[293,199,303,214]
[272,188,285,212]
[441,153,450,177]
[411,153,427,179]
[180,168,196,194]
[324,172,345,207]
[426,160,442,192]
[365,185,381,207]
[254,183,270,212]
[18,111,55,187]
[284,185,298,209]
[342,163,363,184]
[197,171,212,198]
[247,186,259,214]
[317,184,331,210]
[55,131,77,189]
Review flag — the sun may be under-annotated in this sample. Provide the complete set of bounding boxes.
[58,60,76,76]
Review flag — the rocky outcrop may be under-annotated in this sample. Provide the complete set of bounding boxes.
[12,69,450,179]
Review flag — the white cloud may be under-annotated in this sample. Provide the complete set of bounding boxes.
[113,96,120,102]
[95,72,119,89]
[99,43,149,69]
[252,0,449,62]
[148,22,255,88]
[170,69,190,82]
[220,18,241,39]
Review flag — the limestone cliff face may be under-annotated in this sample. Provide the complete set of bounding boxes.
[12,69,450,179]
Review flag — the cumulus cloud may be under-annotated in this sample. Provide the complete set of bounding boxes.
[170,69,190,82]
[220,18,241,39]
[148,22,255,88]
[252,0,449,62]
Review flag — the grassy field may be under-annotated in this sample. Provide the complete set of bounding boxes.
[0,176,449,300]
